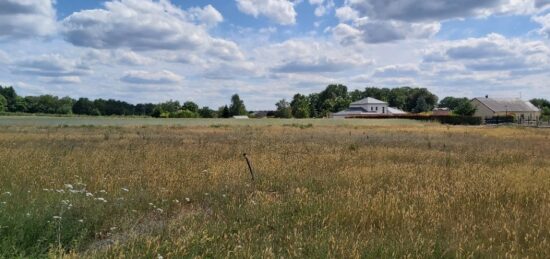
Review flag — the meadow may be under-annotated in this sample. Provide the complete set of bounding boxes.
[0,117,549,258]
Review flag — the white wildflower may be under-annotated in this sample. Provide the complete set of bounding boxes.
[64,184,74,189]
[157,254,164,259]
[156,208,164,213]
[121,188,129,192]
[56,189,65,193]
[86,192,93,197]
[53,216,62,220]
[149,203,154,207]
[26,213,31,217]
[78,219,84,223]
[95,197,107,203]
[173,199,180,203]
[99,190,107,193]
[2,192,11,196]
[110,227,118,231]
[185,197,191,203]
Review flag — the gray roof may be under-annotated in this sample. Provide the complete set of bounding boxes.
[350,97,387,106]
[474,98,540,112]
[387,107,407,114]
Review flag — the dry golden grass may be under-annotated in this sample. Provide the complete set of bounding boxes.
[0,123,549,258]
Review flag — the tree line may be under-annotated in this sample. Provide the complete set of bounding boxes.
[1,84,549,119]
[0,86,247,118]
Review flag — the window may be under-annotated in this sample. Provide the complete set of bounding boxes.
[371,106,373,111]
[382,107,385,114]
[376,107,378,111]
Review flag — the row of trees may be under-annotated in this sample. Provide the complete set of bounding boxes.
[275,85,440,118]
[2,84,549,119]
[0,86,247,118]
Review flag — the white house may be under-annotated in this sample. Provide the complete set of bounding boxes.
[471,97,540,122]
[332,97,407,119]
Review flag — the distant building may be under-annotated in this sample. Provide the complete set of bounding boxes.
[471,97,540,122]
[331,97,407,119]
[433,108,451,116]
[233,115,249,119]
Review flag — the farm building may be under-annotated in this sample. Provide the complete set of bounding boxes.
[332,97,407,119]
[471,97,540,122]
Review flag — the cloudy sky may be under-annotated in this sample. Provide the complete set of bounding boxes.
[1,0,549,109]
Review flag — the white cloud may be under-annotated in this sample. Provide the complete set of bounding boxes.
[332,19,440,44]
[188,5,224,27]
[121,70,183,84]
[13,54,90,77]
[335,6,359,22]
[309,0,335,17]
[236,0,297,25]
[0,0,56,39]
[533,14,550,38]
[61,0,213,51]
[258,39,373,74]
[47,76,82,85]
[373,64,420,78]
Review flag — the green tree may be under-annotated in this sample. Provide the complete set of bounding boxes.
[0,86,17,112]
[14,96,28,112]
[530,98,550,109]
[0,95,7,112]
[275,99,292,118]
[413,96,429,113]
[453,101,477,116]
[218,105,231,118]
[73,98,96,115]
[182,101,199,113]
[439,97,470,110]
[290,94,310,118]
[198,106,216,118]
[229,94,247,116]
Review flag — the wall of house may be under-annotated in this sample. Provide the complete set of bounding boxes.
[471,99,496,119]
[351,104,389,114]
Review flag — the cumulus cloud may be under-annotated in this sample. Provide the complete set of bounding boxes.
[335,6,360,22]
[121,70,183,84]
[309,0,335,17]
[187,5,224,27]
[236,0,297,25]
[533,14,550,38]
[47,76,82,84]
[13,54,90,77]
[332,19,440,44]
[373,64,420,78]
[346,0,503,22]
[61,0,222,51]
[259,39,373,74]
[0,0,56,39]
[422,34,550,74]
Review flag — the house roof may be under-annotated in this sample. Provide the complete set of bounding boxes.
[387,107,407,114]
[350,97,387,106]
[474,98,540,112]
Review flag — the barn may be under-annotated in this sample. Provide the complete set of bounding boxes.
[471,97,540,123]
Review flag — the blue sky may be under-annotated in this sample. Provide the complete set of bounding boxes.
[1,0,550,109]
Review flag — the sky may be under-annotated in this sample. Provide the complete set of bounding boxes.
[0,0,549,110]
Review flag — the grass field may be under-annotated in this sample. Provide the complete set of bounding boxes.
[1,118,550,258]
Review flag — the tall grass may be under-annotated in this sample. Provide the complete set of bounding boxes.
[0,124,549,257]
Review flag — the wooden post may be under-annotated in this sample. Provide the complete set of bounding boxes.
[243,153,255,181]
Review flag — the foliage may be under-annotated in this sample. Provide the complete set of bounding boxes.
[182,101,199,113]
[275,99,292,118]
[0,94,6,112]
[413,96,429,113]
[439,97,471,110]
[453,101,477,116]
[0,86,17,112]
[218,105,231,118]
[198,106,216,118]
[229,94,247,116]
[290,94,310,118]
